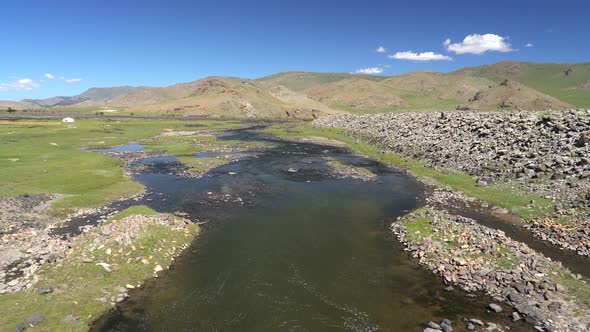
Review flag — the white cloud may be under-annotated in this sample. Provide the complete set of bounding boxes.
[355,67,384,74]
[389,51,452,61]
[525,42,534,48]
[444,33,515,54]
[44,73,55,79]
[59,76,82,83]
[376,46,386,53]
[0,78,41,91]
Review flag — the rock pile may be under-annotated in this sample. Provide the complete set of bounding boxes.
[391,209,590,331]
[314,110,590,201]
[315,110,590,256]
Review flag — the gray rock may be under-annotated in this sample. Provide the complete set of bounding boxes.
[512,312,521,321]
[36,284,52,295]
[62,315,79,324]
[426,321,441,329]
[469,318,484,326]
[488,303,502,313]
[14,323,25,332]
[24,312,44,325]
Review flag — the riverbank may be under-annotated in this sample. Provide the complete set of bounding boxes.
[313,110,590,258]
[0,120,257,330]
[392,207,590,331]
[0,207,199,331]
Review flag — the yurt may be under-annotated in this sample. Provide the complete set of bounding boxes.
[62,117,75,123]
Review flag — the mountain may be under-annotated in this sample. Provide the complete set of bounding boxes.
[2,61,586,117]
[127,77,340,119]
[456,61,590,108]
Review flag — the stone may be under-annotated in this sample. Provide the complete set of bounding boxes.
[424,329,440,332]
[469,318,484,326]
[486,322,497,331]
[507,292,524,303]
[512,312,521,321]
[426,321,441,329]
[36,284,52,295]
[287,168,298,173]
[62,315,79,324]
[488,303,502,313]
[24,312,44,325]
[14,323,25,332]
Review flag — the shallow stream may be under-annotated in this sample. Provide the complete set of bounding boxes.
[88,128,531,331]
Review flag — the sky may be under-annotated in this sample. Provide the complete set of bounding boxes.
[1,0,589,100]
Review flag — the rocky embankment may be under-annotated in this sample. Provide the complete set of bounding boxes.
[1,212,198,330]
[314,110,590,255]
[392,208,590,332]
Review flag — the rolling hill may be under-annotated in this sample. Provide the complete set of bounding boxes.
[456,61,590,108]
[302,78,405,109]
[458,79,571,111]
[2,61,586,118]
[254,71,387,92]
[127,77,340,119]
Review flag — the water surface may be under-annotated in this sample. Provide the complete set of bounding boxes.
[92,129,528,331]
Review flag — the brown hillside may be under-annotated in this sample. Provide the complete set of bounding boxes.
[459,79,571,111]
[380,71,492,100]
[129,77,334,119]
[303,78,405,109]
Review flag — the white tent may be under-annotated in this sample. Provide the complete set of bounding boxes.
[62,117,75,123]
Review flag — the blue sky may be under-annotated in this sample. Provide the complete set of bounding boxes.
[1,0,589,100]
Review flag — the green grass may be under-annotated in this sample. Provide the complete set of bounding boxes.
[0,119,245,216]
[327,160,374,177]
[265,123,554,220]
[403,215,435,242]
[0,209,199,331]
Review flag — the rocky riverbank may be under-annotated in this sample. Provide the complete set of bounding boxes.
[0,210,198,331]
[314,110,590,256]
[392,208,590,332]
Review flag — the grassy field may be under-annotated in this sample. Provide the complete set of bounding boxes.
[0,206,199,331]
[0,119,243,217]
[264,123,554,220]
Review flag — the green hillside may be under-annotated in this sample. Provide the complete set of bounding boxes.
[457,61,590,107]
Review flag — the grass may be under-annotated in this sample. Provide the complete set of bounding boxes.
[0,208,199,331]
[264,123,554,220]
[0,119,244,217]
[327,160,374,178]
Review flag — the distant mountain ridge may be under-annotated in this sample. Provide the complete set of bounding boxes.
[2,61,588,118]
